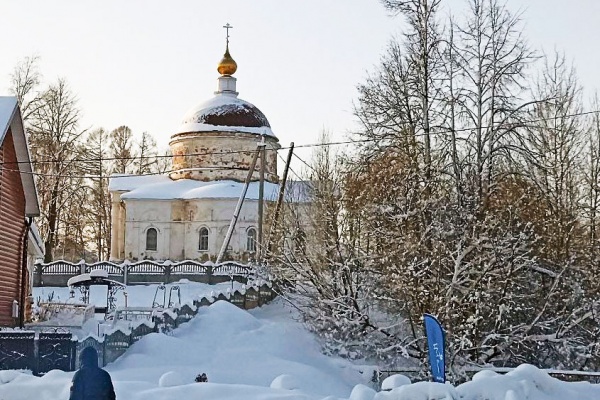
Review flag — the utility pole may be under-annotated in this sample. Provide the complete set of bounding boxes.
[216,145,262,264]
[266,142,294,259]
[257,136,266,260]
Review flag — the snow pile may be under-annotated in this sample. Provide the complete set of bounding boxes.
[381,374,411,390]
[375,381,457,400]
[1,297,599,399]
[456,365,600,400]
[373,366,600,400]
[349,383,377,400]
[158,371,186,387]
[270,374,301,390]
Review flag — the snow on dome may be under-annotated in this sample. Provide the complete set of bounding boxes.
[174,94,275,138]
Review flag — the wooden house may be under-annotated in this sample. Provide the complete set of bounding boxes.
[0,97,41,327]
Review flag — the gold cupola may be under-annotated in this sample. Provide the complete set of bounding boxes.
[217,44,237,76]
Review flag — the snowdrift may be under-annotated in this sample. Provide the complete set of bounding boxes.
[0,299,598,400]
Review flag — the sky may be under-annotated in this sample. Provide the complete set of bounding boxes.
[5,284,600,399]
[1,0,600,170]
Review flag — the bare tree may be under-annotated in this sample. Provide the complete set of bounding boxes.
[270,134,404,361]
[109,125,135,174]
[381,0,443,181]
[455,0,535,211]
[522,52,584,263]
[344,0,598,373]
[582,95,600,271]
[9,55,42,121]
[82,128,112,260]
[134,131,158,174]
[27,79,85,262]
[439,17,465,205]
[154,149,172,174]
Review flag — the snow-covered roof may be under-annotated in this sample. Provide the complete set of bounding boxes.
[110,175,280,201]
[108,174,170,192]
[173,93,276,138]
[0,96,40,217]
[67,273,91,287]
[110,174,314,202]
[67,272,125,287]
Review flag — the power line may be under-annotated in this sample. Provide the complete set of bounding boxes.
[20,147,262,166]
[292,152,317,175]
[0,165,275,180]
[2,107,600,168]
[276,151,311,179]
[4,144,285,167]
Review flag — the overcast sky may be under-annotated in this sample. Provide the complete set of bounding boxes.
[1,0,599,166]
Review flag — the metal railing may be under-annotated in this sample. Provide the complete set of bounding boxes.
[35,259,256,286]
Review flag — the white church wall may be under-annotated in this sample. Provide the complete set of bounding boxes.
[120,197,264,262]
[123,199,173,260]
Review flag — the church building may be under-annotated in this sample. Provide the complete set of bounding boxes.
[109,37,281,262]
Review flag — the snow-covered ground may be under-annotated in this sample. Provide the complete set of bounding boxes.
[32,280,247,337]
[0,283,595,399]
[33,279,244,309]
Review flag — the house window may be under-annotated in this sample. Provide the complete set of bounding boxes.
[247,228,257,252]
[146,228,158,251]
[199,227,209,251]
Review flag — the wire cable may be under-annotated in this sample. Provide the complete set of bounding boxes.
[3,108,599,167]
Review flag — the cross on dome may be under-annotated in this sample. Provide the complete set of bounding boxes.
[218,22,237,76]
[223,23,233,46]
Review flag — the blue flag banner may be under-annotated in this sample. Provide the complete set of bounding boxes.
[423,313,446,383]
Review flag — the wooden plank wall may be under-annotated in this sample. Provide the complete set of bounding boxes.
[0,129,26,326]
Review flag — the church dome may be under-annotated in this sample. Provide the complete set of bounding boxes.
[174,94,275,137]
[172,36,276,138]
[168,31,280,183]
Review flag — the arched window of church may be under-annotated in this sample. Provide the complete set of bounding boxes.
[199,227,209,251]
[146,228,158,251]
[247,228,257,253]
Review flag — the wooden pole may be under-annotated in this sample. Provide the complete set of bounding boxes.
[258,138,266,260]
[216,145,262,264]
[266,142,294,258]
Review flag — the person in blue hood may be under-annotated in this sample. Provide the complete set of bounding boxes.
[69,346,116,400]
